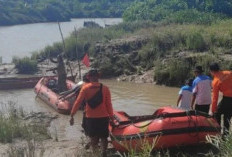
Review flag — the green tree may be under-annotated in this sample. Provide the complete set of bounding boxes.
[0,0,136,26]
[123,0,232,23]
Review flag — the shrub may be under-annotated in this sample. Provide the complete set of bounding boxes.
[112,21,156,33]
[138,30,185,69]
[192,54,218,75]
[154,54,219,86]
[154,59,192,86]
[93,56,114,77]
[123,0,230,23]
[207,131,232,157]
[166,9,225,25]
[185,31,207,51]
[39,43,63,58]
[0,101,50,143]
[12,57,38,74]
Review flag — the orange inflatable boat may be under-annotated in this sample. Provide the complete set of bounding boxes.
[34,77,76,114]
[109,106,220,152]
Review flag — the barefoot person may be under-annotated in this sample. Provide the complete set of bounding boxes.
[70,69,113,157]
[209,63,232,135]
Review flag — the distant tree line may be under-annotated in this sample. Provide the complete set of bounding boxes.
[123,0,232,24]
[0,0,136,26]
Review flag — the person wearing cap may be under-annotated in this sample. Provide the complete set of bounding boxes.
[70,69,113,157]
[191,66,212,113]
[177,78,193,110]
[209,62,232,135]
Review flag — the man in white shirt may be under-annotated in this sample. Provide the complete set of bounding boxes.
[177,79,193,110]
[191,66,212,113]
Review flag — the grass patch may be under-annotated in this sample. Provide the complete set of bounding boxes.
[0,101,52,156]
[0,101,50,143]
[12,56,38,74]
[207,131,232,157]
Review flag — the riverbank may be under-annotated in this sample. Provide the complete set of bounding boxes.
[0,59,89,82]
[0,103,116,157]
[0,109,223,157]
[0,139,90,157]
[0,101,91,156]
[117,70,154,84]
[0,60,155,85]
[0,110,89,157]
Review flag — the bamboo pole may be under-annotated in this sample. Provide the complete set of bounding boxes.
[58,22,65,54]
[58,22,75,81]
[74,27,81,80]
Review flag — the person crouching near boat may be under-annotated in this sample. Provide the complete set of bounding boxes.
[177,79,193,110]
[209,63,232,136]
[70,69,114,157]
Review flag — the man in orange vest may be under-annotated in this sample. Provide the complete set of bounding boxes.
[70,69,113,157]
[209,63,232,135]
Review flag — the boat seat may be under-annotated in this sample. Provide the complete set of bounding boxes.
[47,79,59,93]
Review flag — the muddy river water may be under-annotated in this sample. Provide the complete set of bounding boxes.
[0,18,122,63]
[0,17,179,142]
[0,80,179,141]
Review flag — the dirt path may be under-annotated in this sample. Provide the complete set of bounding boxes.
[0,139,87,157]
[0,136,117,157]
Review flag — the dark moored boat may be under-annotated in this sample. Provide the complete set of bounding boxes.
[0,75,75,90]
[0,76,41,90]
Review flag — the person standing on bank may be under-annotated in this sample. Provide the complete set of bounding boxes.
[177,79,193,110]
[70,69,113,157]
[209,63,232,135]
[191,66,212,113]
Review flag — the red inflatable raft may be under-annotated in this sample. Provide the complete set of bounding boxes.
[109,106,220,152]
[34,77,76,114]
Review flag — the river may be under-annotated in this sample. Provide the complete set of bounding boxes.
[0,18,180,141]
[0,18,122,63]
[0,79,179,141]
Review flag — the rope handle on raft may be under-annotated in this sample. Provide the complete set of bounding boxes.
[111,110,213,128]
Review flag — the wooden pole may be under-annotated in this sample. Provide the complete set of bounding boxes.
[58,22,65,54]
[74,27,81,80]
[58,22,75,81]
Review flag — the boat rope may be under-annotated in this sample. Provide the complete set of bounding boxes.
[186,110,199,137]
[131,120,154,129]
[195,110,200,141]
[112,110,212,129]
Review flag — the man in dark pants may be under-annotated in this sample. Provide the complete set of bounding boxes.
[70,69,113,157]
[209,63,232,135]
[191,66,212,113]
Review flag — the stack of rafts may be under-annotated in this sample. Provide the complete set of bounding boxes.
[109,106,220,152]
